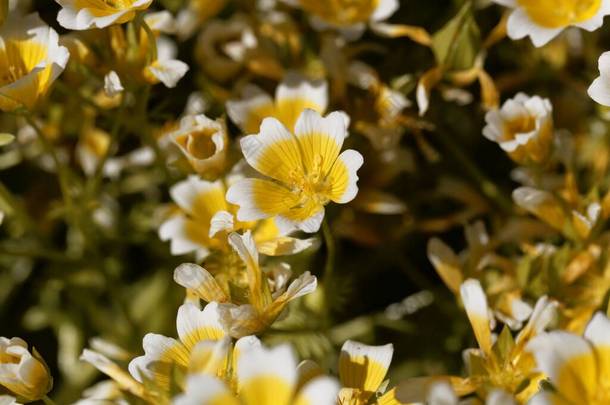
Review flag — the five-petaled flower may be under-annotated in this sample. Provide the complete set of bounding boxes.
[227,109,363,234]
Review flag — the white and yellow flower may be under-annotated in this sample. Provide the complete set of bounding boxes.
[127,302,229,391]
[80,303,262,403]
[170,114,228,178]
[142,36,189,88]
[227,73,328,134]
[227,109,363,234]
[173,342,339,405]
[159,176,314,259]
[173,231,317,337]
[0,337,53,402]
[588,51,610,106]
[527,312,610,405]
[296,0,399,40]
[55,0,153,30]
[492,0,610,47]
[338,340,399,405]
[483,93,553,165]
[0,13,69,112]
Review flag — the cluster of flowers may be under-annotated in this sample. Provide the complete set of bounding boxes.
[3,0,610,404]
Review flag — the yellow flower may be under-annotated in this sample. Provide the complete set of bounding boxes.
[0,337,53,402]
[170,114,228,178]
[459,279,557,403]
[483,93,553,165]
[338,340,398,405]
[173,231,317,337]
[159,176,314,260]
[492,0,610,47]
[227,109,363,234]
[0,13,70,112]
[173,342,339,405]
[227,72,329,134]
[297,0,398,39]
[55,0,153,30]
[527,312,610,405]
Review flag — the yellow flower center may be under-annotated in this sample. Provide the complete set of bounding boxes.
[103,0,132,7]
[0,40,47,87]
[298,0,379,26]
[175,128,219,160]
[502,114,536,142]
[516,0,601,28]
[289,154,332,206]
[0,350,20,364]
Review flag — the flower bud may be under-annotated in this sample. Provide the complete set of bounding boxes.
[0,337,52,402]
[483,93,553,165]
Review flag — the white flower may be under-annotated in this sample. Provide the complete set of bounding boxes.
[143,37,189,88]
[483,93,553,165]
[55,0,153,30]
[170,114,228,177]
[492,0,610,47]
[0,13,70,112]
[0,337,52,402]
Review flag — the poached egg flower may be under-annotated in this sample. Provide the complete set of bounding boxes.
[527,312,610,405]
[483,93,553,165]
[226,109,363,234]
[0,13,69,112]
[55,0,153,30]
[159,176,314,260]
[173,342,339,405]
[492,0,610,47]
[227,73,328,134]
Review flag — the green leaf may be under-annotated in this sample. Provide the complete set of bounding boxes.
[432,1,481,70]
[0,133,15,147]
[493,325,515,365]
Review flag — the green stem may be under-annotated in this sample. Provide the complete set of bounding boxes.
[321,218,336,325]
[322,218,335,283]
